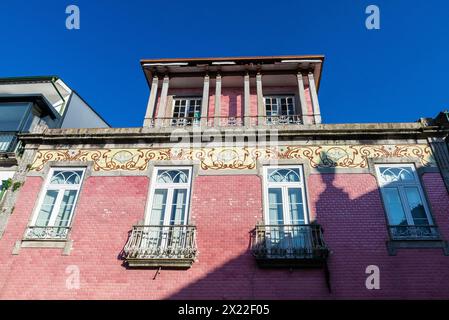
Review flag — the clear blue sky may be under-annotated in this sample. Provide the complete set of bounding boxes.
[1,0,448,127]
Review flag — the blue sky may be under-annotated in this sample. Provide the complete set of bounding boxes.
[1,0,448,127]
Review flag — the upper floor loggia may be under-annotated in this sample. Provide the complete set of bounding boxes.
[141,55,323,129]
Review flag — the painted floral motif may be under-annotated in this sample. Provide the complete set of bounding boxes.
[29,145,435,172]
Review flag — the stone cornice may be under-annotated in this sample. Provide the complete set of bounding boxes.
[18,123,448,146]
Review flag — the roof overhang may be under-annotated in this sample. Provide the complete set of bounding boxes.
[0,76,72,115]
[140,55,325,90]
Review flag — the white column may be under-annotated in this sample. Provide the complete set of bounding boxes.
[156,75,170,123]
[244,73,250,126]
[201,74,210,126]
[214,74,222,126]
[143,76,159,127]
[308,72,322,124]
[256,73,264,125]
[297,73,310,125]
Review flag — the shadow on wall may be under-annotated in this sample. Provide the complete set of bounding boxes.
[143,161,449,299]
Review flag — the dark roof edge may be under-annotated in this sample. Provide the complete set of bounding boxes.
[0,76,60,84]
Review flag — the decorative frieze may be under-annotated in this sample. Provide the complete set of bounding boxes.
[29,144,435,172]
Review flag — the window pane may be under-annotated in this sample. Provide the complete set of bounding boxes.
[404,187,429,225]
[157,169,189,183]
[382,188,407,225]
[268,168,300,182]
[0,103,29,131]
[170,189,187,224]
[379,166,415,184]
[35,190,58,226]
[288,188,305,224]
[268,188,284,224]
[54,190,77,227]
[150,189,167,225]
[50,170,83,185]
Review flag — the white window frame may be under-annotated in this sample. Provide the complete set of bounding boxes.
[262,165,309,225]
[30,167,86,227]
[264,95,296,117]
[172,97,202,119]
[374,163,433,226]
[144,166,193,226]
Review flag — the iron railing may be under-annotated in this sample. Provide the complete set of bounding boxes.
[251,224,329,261]
[388,225,441,241]
[0,132,19,153]
[23,226,71,240]
[146,115,304,128]
[123,225,197,261]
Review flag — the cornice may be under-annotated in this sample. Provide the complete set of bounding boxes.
[17,123,448,146]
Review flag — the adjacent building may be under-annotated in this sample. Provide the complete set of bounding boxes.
[0,76,109,236]
[0,56,448,299]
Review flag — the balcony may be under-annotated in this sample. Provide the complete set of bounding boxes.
[251,224,329,268]
[23,226,71,240]
[386,225,449,255]
[123,225,197,268]
[388,225,441,241]
[145,115,303,129]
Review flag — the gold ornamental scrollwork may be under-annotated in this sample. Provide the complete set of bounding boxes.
[29,144,435,172]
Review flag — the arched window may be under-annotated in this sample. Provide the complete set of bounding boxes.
[146,167,192,226]
[264,166,308,226]
[29,168,86,239]
[375,164,433,230]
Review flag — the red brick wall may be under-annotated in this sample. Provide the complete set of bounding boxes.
[0,172,448,299]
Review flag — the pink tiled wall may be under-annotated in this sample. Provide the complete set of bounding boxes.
[0,171,448,299]
[151,84,313,121]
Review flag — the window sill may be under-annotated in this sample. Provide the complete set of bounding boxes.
[12,238,73,255]
[386,239,449,256]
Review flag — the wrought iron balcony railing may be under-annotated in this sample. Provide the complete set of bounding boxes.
[388,225,441,241]
[145,115,304,128]
[0,132,19,153]
[251,224,329,267]
[123,225,197,268]
[23,226,71,240]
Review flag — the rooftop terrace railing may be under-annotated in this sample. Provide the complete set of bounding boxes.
[145,115,304,128]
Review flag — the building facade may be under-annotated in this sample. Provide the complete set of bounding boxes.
[0,56,448,299]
